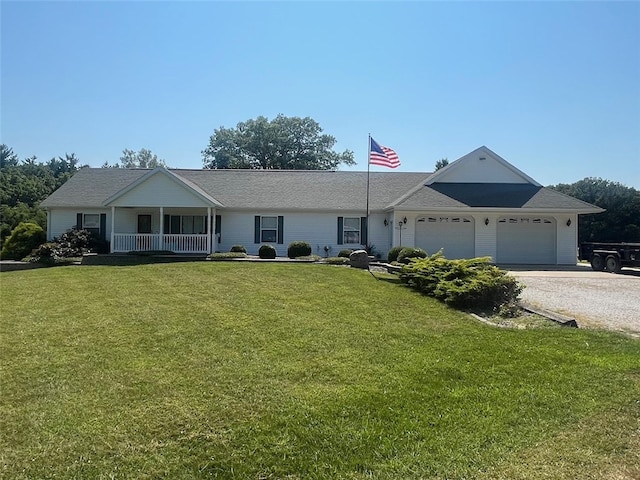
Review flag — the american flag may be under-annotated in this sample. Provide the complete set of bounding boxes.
[369,137,400,168]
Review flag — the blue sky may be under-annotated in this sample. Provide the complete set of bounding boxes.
[2,1,639,188]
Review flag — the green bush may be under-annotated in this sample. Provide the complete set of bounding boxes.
[397,247,428,264]
[287,241,312,259]
[259,244,277,259]
[230,245,247,253]
[0,222,46,260]
[399,253,523,311]
[338,249,354,258]
[387,246,406,263]
[322,257,351,265]
[27,228,98,263]
[209,252,248,260]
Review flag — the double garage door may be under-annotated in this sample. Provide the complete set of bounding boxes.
[415,215,557,264]
[415,216,475,259]
[496,217,556,264]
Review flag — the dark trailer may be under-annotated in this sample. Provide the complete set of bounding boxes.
[580,242,640,273]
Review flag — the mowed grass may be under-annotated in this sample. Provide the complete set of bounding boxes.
[1,263,639,479]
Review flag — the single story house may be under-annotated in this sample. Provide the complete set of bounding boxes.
[40,146,603,264]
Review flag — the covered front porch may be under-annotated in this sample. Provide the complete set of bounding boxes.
[109,206,219,254]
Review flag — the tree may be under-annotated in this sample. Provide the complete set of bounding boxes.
[0,144,20,169]
[548,177,640,243]
[435,158,449,171]
[202,115,355,170]
[102,148,167,168]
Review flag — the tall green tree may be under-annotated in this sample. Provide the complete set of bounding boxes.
[435,158,449,171]
[0,145,82,246]
[202,115,355,170]
[102,148,167,168]
[548,177,640,243]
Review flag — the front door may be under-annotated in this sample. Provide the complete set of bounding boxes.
[138,215,152,234]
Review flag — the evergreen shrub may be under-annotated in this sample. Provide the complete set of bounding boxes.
[259,244,277,259]
[0,222,46,260]
[399,253,523,310]
[26,228,93,263]
[230,245,247,253]
[387,246,405,263]
[397,247,428,264]
[338,249,354,258]
[287,241,312,258]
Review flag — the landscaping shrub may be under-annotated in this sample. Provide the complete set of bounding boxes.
[287,241,312,259]
[387,246,406,263]
[399,252,523,310]
[26,228,93,263]
[230,245,247,253]
[322,256,351,265]
[259,244,277,259]
[338,249,354,258]
[397,247,428,264]
[209,252,248,260]
[0,222,46,260]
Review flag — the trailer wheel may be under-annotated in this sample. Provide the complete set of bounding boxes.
[605,255,621,273]
[590,254,604,271]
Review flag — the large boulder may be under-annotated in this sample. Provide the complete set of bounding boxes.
[349,249,370,269]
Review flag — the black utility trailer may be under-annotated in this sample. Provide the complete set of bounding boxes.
[579,242,640,273]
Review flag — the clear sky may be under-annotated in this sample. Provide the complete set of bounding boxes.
[2,1,639,188]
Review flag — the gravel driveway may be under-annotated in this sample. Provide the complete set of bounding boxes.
[508,266,640,335]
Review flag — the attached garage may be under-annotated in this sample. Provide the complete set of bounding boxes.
[496,217,556,264]
[415,216,475,259]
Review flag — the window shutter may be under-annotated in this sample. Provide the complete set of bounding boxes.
[337,217,344,245]
[164,215,170,234]
[361,217,368,246]
[215,215,221,243]
[76,213,83,230]
[254,216,261,243]
[99,214,107,241]
[277,216,284,244]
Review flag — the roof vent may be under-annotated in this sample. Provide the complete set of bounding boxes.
[479,157,486,161]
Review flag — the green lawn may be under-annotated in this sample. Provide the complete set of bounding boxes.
[1,263,638,479]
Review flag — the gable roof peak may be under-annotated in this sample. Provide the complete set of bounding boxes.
[425,146,541,186]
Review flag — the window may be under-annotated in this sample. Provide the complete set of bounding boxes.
[343,217,361,244]
[254,216,284,244]
[164,215,208,234]
[83,214,100,236]
[337,216,367,245]
[260,216,278,242]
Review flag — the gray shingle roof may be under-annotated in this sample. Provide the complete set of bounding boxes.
[40,168,602,213]
[40,168,431,211]
[395,182,603,211]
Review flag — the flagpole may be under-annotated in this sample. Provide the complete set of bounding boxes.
[366,134,371,251]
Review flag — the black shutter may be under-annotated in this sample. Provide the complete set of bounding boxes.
[361,217,368,246]
[277,216,284,244]
[215,215,221,243]
[337,217,344,245]
[76,213,83,230]
[254,216,261,243]
[99,214,107,241]
[164,215,170,234]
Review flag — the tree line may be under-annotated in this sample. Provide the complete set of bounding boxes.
[1,114,638,248]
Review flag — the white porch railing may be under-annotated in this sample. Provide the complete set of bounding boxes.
[112,234,209,253]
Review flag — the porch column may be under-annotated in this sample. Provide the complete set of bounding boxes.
[207,207,212,254]
[159,207,164,251]
[110,206,115,253]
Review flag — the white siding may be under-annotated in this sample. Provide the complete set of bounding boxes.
[473,214,497,261]
[109,173,210,207]
[48,208,110,240]
[435,154,529,184]
[556,214,578,264]
[216,211,389,258]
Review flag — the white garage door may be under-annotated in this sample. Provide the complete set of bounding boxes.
[496,217,556,264]
[415,216,475,259]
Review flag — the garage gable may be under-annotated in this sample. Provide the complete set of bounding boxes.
[425,146,540,186]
